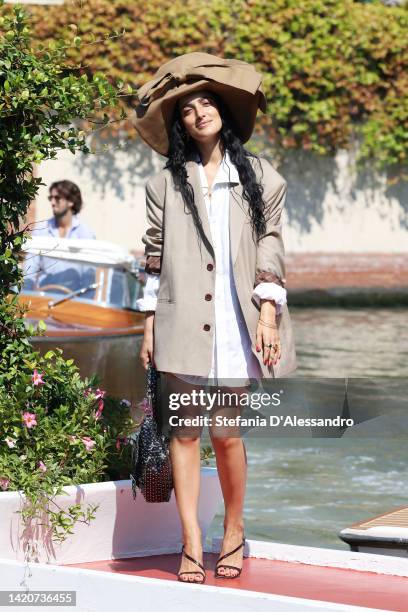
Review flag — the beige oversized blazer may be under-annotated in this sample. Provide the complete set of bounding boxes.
[142,153,297,379]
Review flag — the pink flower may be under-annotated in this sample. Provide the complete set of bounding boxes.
[0,477,9,491]
[95,399,104,420]
[32,369,45,386]
[4,437,17,448]
[85,387,106,401]
[81,436,96,451]
[22,412,37,429]
[38,461,47,472]
[115,437,129,450]
[68,435,77,442]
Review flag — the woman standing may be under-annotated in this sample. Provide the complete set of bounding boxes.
[134,52,297,584]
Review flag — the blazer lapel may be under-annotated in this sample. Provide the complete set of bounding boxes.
[186,159,214,256]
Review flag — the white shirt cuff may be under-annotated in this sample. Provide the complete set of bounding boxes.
[252,282,287,315]
[136,273,160,311]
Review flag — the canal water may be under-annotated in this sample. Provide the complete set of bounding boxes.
[204,307,408,551]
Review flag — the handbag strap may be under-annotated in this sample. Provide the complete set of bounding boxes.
[146,362,157,407]
[147,364,168,438]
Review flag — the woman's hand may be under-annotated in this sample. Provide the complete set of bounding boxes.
[139,312,155,370]
[256,299,282,367]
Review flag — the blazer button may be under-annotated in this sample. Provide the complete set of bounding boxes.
[205,293,212,301]
[207,263,214,271]
[203,324,211,331]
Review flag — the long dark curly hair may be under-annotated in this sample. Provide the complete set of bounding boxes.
[164,91,268,256]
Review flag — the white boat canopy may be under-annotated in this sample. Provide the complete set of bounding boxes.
[22,236,138,269]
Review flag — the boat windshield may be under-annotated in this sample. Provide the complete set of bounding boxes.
[21,253,143,310]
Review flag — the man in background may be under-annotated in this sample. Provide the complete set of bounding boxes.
[32,180,96,239]
[23,180,96,292]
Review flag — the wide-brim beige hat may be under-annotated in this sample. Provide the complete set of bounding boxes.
[133,52,267,157]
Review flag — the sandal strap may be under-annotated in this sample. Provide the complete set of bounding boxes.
[216,537,245,564]
[181,545,205,572]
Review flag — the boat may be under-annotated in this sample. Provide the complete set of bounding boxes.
[19,236,146,403]
[339,505,408,557]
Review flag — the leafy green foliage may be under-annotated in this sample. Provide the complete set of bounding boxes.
[26,0,408,178]
[0,345,136,551]
[0,0,135,556]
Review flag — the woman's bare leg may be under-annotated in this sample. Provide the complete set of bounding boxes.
[163,372,205,582]
[210,432,247,577]
[170,434,204,581]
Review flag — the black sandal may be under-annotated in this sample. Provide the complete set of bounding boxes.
[177,544,206,584]
[214,536,246,579]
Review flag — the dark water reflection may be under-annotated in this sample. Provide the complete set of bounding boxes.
[205,308,408,551]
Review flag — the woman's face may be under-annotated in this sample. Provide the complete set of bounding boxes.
[177,90,222,145]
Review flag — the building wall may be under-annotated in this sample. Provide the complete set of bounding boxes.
[31,138,408,254]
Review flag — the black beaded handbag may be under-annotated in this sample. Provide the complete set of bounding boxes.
[128,363,173,503]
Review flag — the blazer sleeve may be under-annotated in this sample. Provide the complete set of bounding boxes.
[141,178,164,275]
[254,160,287,290]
